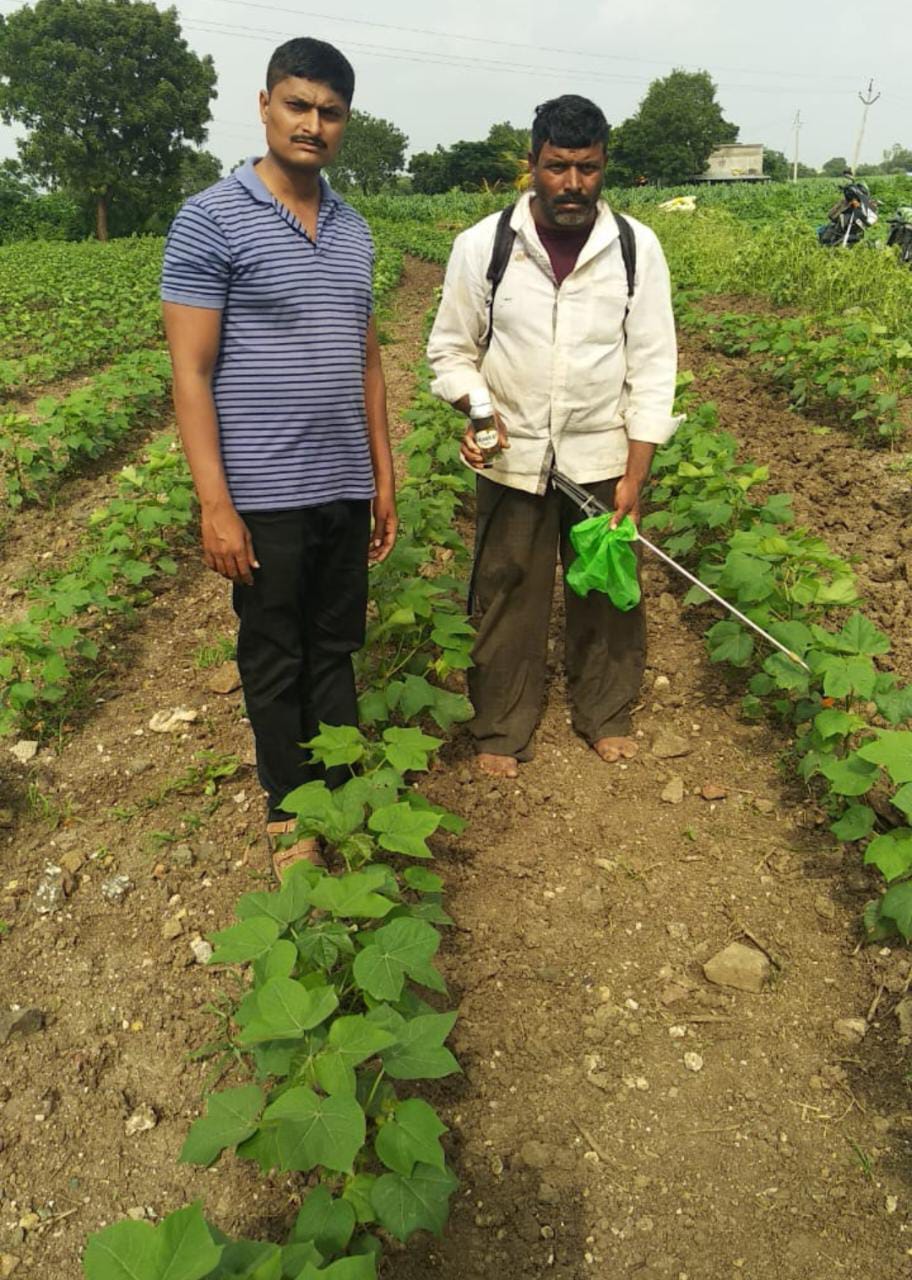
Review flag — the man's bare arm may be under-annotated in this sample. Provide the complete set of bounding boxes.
[163,302,258,585]
[364,318,398,564]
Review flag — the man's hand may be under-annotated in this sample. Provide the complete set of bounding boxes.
[201,501,258,585]
[460,412,510,471]
[369,486,398,564]
[611,474,643,528]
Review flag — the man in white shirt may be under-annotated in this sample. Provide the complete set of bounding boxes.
[427,95,681,778]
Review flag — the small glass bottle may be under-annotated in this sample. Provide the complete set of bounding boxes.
[468,388,501,468]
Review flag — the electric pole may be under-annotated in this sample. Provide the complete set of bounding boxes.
[792,110,802,182]
[851,78,880,177]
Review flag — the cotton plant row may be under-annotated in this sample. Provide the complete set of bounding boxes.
[0,347,173,508]
[647,381,912,940]
[78,280,475,1275]
[678,303,911,443]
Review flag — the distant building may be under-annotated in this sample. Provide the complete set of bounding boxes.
[692,143,770,183]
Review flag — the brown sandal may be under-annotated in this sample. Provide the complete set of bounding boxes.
[266,819,325,881]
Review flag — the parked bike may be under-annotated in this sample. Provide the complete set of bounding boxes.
[887,206,912,265]
[817,181,879,247]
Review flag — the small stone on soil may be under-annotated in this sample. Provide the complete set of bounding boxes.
[651,732,692,760]
[161,917,184,941]
[833,1017,867,1045]
[33,864,67,915]
[101,874,133,904]
[661,776,685,804]
[753,798,775,815]
[125,1104,158,1136]
[703,941,770,994]
[206,661,241,695]
[0,1007,45,1045]
[9,740,38,765]
[895,997,912,1037]
[148,707,198,734]
[190,938,213,965]
[701,783,728,801]
[683,1052,704,1073]
[814,895,836,921]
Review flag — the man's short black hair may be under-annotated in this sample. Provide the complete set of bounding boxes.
[531,95,609,159]
[266,37,355,104]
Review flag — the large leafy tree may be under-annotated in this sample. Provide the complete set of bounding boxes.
[330,109,407,195]
[607,69,738,186]
[821,155,850,176]
[762,148,790,182]
[0,0,216,240]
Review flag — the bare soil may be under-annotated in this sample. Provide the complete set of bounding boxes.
[2,260,912,1280]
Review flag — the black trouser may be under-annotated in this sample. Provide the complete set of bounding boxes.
[232,501,371,821]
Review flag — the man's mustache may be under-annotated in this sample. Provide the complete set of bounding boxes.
[291,135,326,149]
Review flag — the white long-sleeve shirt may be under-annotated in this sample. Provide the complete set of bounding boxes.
[427,192,683,495]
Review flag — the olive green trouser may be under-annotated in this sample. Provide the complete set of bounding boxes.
[468,473,646,762]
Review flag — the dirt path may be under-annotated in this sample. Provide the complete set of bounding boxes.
[0,256,441,1278]
[2,260,911,1280]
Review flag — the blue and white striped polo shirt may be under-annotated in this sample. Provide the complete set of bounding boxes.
[161,159,376,512]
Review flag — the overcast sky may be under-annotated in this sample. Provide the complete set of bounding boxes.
[1,0,909,174]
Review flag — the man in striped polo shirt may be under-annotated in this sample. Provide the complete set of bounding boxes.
[161,37,396,876]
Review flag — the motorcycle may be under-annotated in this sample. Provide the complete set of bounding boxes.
[817,181,879,247]
[887,207,912,266]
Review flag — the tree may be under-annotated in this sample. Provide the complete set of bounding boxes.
[329,109,407,195]
[821,156,850,176]
[762,148,790,182]
[179,148,222,200]
[879,143,912,174]
[606,69,738,185]
[0,0,216,240]
[409,146,451,195]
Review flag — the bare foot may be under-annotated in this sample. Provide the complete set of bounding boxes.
[475,752,519,779]
[593,736,639,763]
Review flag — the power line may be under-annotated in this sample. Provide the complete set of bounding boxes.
[185,18,890,102]
[200,0,862,89]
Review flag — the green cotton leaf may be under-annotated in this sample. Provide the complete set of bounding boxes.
[815,577,859,606]
[767,619,812,656]
[210,1240,281,1279]
[308,869,395,920]
[818,753,879,797]
[890,784,912,818]
[865,829,912,882]
[877,881,912,941]
[707,620,754,667]
[252,939,298,985]
[342,1173,378,1225]
[237,977,338,1045]
[404,868,444,894]
[281,1242,323,1277]
[294,1257,377,1280]
[375,1099,447,1177]
[834,613,891,656]
[262,1087,365,1174]
[357,688,389,726]
[718,551,774,603]
[313,1015,398,1096]
[209,917,281,965]
[382,726,443,773]
[426,685,474,731]
[762,651,809,693]
[291,1184,356,1257]
[83,1202,221,1280]
[303,724,367,769]
[352,918,442,1001]
[368,803,440,859]
[297,921,355,972]
[380,1011,460,1081]
[816,655,879,700]
[235,1125,281,1174]
[179,1085,265,1167]
[278,781,341,828]
[370,1162,458,1242]
[830,805,876,841]
[814,709,865,740]
[236,863,316,928]
[856,732,912,785]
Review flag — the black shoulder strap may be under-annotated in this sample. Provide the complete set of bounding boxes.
[613,211,637,300]
[483,204,637,348]
[483,204,516,348]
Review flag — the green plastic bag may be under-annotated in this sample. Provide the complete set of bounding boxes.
[566,513,641,610]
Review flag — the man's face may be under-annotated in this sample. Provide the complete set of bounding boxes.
[530,141,605,228]
[259,75,350,172]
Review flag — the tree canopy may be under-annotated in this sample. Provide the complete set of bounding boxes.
[0,0,217,239]
[606,69,738,186]
[762,149,790,182]
[329,110,407,195]
[409,122,529,194]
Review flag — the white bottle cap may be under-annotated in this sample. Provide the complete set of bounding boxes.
[468,387,494,419]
